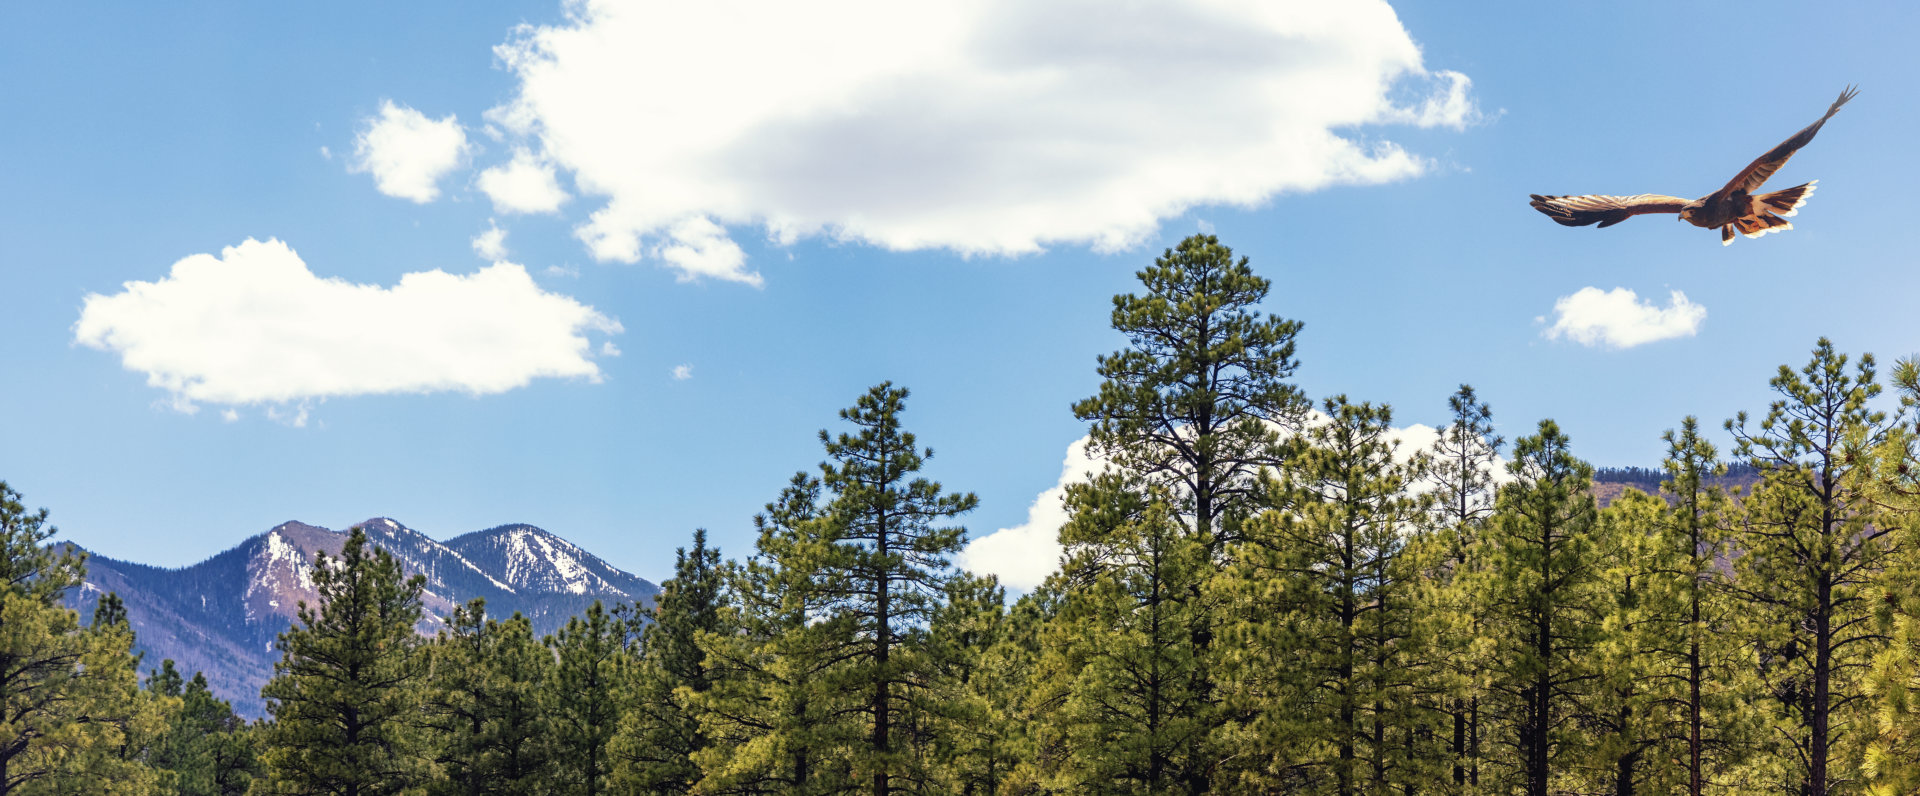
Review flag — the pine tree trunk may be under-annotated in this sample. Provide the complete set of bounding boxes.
[1688,495,1706,796]
[1371,709,1387,792]
[1809,572,1832,796]
[1452,704,1467,788]
[1614,701,1636,796]
[793,692,811,790]
[874,509,892,796]
[1469,697,1481,788]
[1688,590,1704,796]
[1339,535,1357,796]
[1529,540,1553,796]
[1147,560,1167,791]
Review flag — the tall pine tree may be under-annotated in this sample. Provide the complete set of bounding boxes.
[1220,397,1424,794]
[1071,232,1307,554]
[256,526,428,796]
[813,383,977,795]
[1040,476,1214,794]
[1411,384,1504,793]
[1652,418,1754,794]
[150,662,258,796]
[692,474,857,794]
[1475,420,1603,796]
[0,482,161,795]
[1067,233,1306,793]
[1863,355,1920,794]
[421,600,553,796]
[615,528,729,794]
[544,601,641,796]
[1726,339,1899,795]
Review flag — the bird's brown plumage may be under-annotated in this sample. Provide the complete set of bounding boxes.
[1529,86,1856,244]
[1718,87,1855,198]
[1527,194,1692,228]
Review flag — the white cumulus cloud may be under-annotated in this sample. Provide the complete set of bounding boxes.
[74,238,622,412]
[484,0,1476,282]
[958,437,1100,591]
[352,100,470,203]
[1544,287,1706,349]
[477,148,570,214]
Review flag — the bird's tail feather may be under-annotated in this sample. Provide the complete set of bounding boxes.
[1758,181,1816,217]
[1734,213,1794,239]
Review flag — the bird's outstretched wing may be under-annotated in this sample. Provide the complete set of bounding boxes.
[1528,194,1691,227]
[1715,86,1856,197]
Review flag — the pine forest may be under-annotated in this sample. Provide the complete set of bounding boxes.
[11,235,1920,796]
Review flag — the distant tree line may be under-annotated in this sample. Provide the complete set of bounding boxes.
[1591,462,1760,492]
[6,234,1920,794]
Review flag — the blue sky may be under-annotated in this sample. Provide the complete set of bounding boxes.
[3,1,1916,585]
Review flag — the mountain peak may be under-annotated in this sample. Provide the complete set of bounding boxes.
[447,523,652,598]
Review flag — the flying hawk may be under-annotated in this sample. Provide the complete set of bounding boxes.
[1530,86,1856,245]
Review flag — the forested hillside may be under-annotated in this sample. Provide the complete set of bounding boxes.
[6,235,1919,794]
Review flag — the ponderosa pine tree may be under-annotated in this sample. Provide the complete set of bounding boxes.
[256,526,428,796]
[1071,233,1307,553]
[1862,356,1920,794]
[1068,233,1306,793]
[1221,397,1424,794]
[810,383,977,796]
[1651,418,1753,794]
[1725,339,1900,795]
[544,601,640,796]
[0,482,161,795]
[1475,420,1602,796]
[986,587,1058,795]
[1413,384,1504,793]
[422,599,552,796]
[692,473,858,795]
[89,594,169,794]
[614,528,728,794]
[1040,476,1214,794]
[924,573,1024,796]
[1429,385,1504,537]
[149,662,257,796]
[1583,489,1670,795]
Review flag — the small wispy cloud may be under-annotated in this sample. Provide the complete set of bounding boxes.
[472,221,509,260]
[1543,287,1705,349]
[671,364,693,381]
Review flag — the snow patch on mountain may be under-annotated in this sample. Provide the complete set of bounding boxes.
[359,517,516,595]
[243,529,318,622]
[445,524,653,599]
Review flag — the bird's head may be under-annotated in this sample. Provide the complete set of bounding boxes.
[1678,201,1704,222]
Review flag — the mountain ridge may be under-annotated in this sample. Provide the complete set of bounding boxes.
[66,518,658,719]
